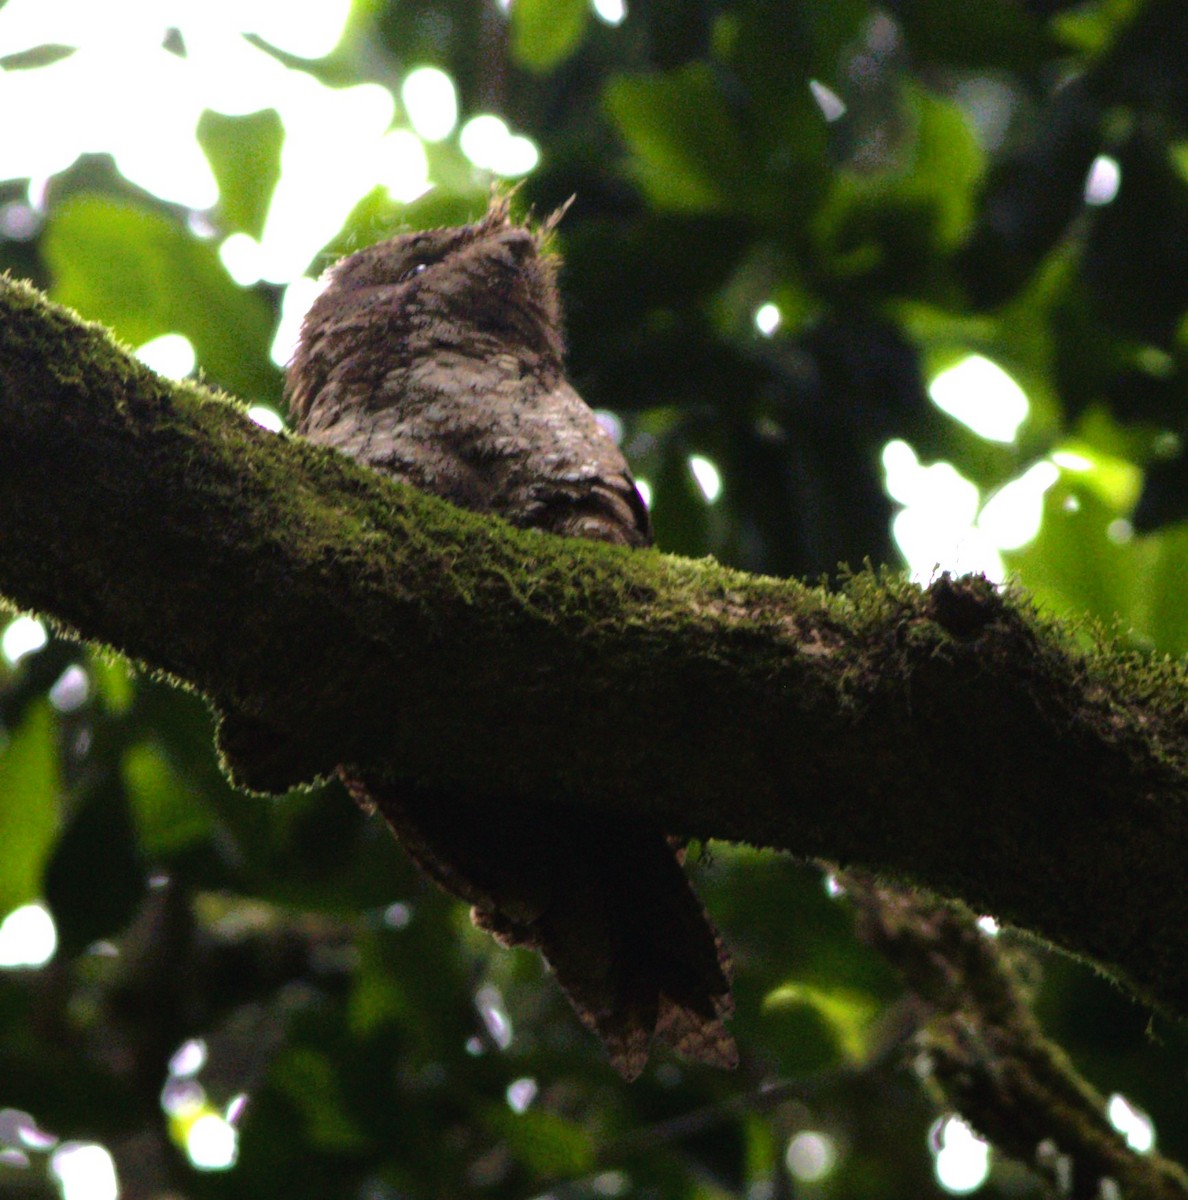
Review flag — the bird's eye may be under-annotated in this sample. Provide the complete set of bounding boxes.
[399,262,429,282]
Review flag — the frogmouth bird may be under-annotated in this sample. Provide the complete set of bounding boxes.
[286,195,736,1079]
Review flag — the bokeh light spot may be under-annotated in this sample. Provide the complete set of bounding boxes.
[377,129,431,203]
[475,984,513,1049]
[161,1078,204,1118]
[928,355,1029,443]
[186,1113,238,1170]
[882,440,1003,583]
[169,1038,208,1079]
[459,115,539,176]
[48,665,90,713]
[505,1077,538,1113]
[809,79,847,122]
[401,67,458,142]
[247,405,285,432]
[1051,449,1093,472]
[591,1171,629,1196]
[0,904,58,969]
[931,1116,990,1194]
[689,455,722,503]
[593,0,628,26]
[271,276,326,367]
[0,201,40,240]
[594,409,624,444]
[50,1142,118,1200]
[977,461,1059,551]
[1085,155,1122,207]
[0,1108,57,1152]
[785,1130,839,1182]
[1108,1094,1155,1153]
[219,232,264,286]
[2,616,48,665]
[250,0,351,59]
[754,302,782,336]
[135,333,196,379]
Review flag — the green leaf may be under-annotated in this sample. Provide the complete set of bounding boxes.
[510,0,589,72]
[605,64,747,213]
[123,742,214,856]
[272,1048,371,1152]
[1004,477,1146,636]
[1053,0,1144,55]
[908,88,987,248]
[43,194,280,400]
[0,702,60,918]
[489,1107,595,1176]
[763,981,879,1063]
[813,84,985,286]
[1136,525,1188,656]
[196,108,284,240]
[90,653,135,715]
[1006,427,1188,654]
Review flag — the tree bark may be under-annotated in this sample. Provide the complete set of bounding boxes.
[2,273,1187,1025]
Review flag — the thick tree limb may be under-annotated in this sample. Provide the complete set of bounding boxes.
[2,274,1188,1029]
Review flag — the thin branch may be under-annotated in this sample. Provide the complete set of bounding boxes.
[600,1000,913,1161]
[3,274,1188,1030]
[846,874,1188,1199]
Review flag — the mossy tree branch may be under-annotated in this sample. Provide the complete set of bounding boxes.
[3,273,1188,1029]
[847,874,1188,1199]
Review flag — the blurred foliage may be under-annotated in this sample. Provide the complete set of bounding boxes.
[3,0,1188,1197]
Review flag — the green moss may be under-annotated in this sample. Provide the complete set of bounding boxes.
[5,272,1188,1024]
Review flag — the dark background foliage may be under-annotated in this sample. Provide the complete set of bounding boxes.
[2,1,1187,1196]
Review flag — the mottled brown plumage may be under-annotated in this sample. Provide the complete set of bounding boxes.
[287,196,736,1079]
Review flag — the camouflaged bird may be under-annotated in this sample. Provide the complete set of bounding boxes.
[286,195,736,1079]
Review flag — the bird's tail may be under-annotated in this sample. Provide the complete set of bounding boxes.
[343,771,737,1079]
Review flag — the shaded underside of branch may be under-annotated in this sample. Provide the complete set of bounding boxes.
[2,273,1188,1023]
